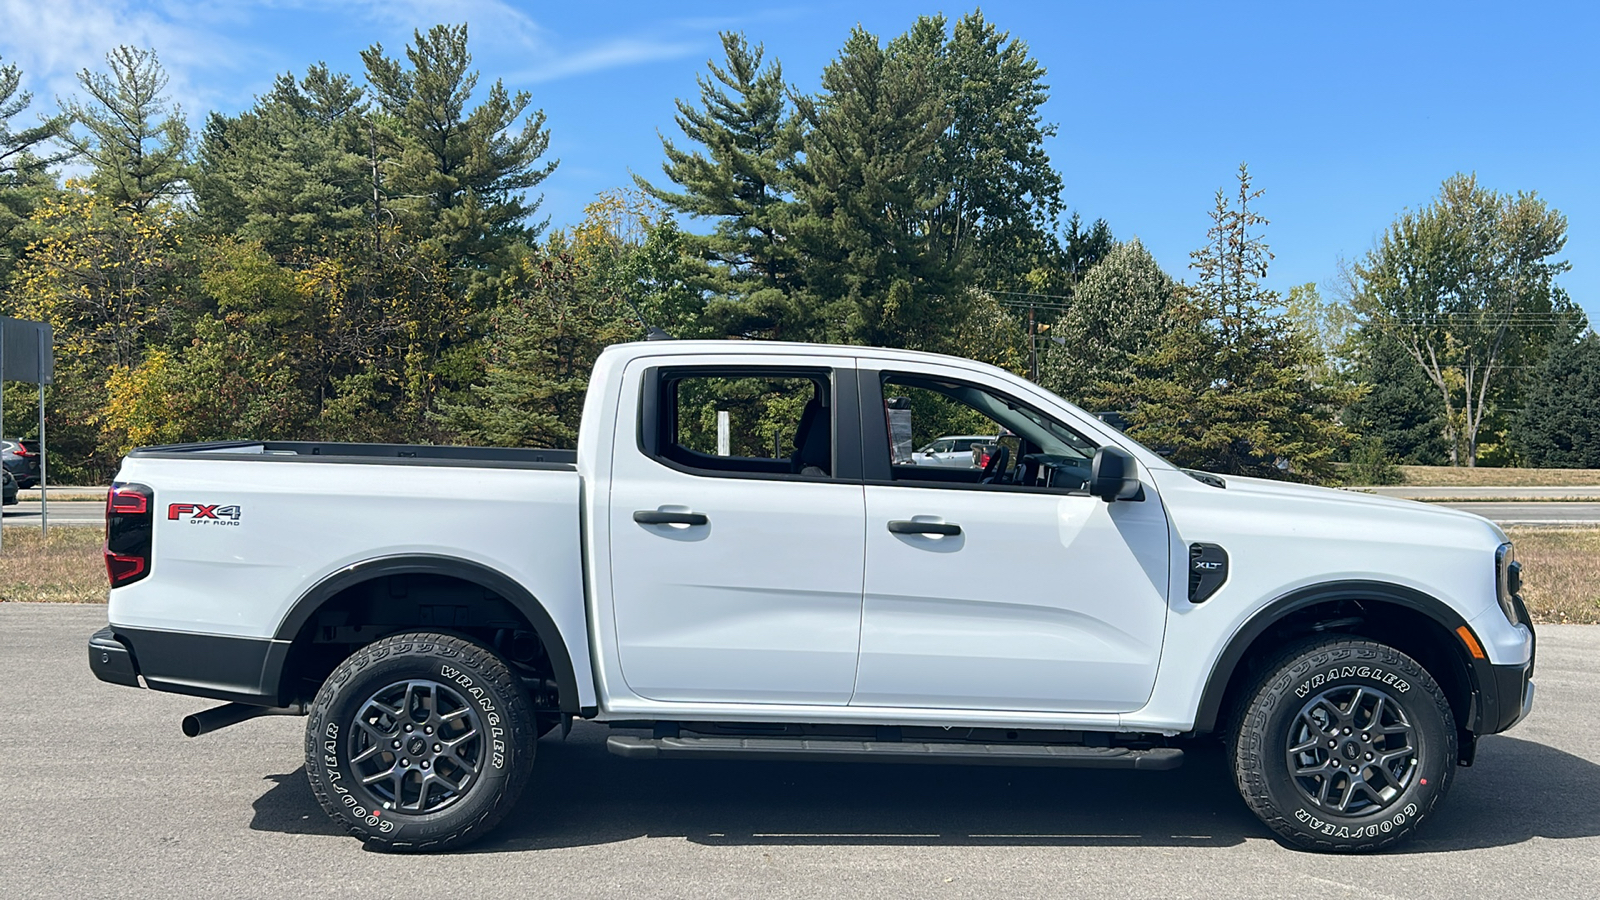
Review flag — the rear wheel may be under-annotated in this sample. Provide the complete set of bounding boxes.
[305,632,535,852]
[1229,637,1457,852]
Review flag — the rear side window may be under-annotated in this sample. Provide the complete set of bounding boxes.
[645,368,838,479]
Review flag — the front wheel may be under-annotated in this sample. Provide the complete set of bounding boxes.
[1230,637,1457,852]
[305,632,535,852]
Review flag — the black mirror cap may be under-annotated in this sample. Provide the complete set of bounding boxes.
[1090,446,1143,503]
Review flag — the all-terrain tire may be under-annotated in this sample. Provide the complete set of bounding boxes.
[305,632,535,852]
[1229,637,1457,853]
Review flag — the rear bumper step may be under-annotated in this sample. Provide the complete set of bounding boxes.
[606,735,1183,770]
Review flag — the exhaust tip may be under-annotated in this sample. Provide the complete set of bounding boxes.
[180,714,204,738]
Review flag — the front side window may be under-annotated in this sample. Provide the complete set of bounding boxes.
[650,369,835,478]
[880,372,1098,491]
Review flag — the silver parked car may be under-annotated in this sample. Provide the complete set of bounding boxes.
[911,434,993,468]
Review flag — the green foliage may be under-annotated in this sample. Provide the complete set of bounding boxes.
[1284,282,1356,384]
[1344,330,1448,465]
[436,244,634,448]
[0,55,68,279]
[790,26,966,350]
[59,47,190,213]
[1353,173,1577,465]
[636,31,800,330]
[1519,331,1600,468]
[362,24,557,272]
[1115,165,1355,481]
[194,65,372,254]
[899,11,1064,294]
[1345,436,1403,485]
[1039,238,1175,409]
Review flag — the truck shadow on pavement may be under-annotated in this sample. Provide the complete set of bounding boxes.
[247,727,1599,853]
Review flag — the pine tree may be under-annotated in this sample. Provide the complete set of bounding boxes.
[59,47,190,212]
[1519,330,1600,468]
[194,64,371,255]
[1040,239,1174,409]
[362,24,557,271]
[1116,165,1354,481]
[0,55,68,277]
[899,11,1064,293]
[437,244,635,448]
[636,31,800,320]
[790,26,965,350]
[1345,330,1448,465]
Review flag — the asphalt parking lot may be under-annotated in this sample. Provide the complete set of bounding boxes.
[1,603,1596,900]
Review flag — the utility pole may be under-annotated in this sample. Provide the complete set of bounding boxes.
[1028,301,1038,383]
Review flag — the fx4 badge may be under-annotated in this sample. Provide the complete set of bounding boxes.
[168,503,242,526]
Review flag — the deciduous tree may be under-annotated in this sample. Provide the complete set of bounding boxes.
[1353,174,1575,465]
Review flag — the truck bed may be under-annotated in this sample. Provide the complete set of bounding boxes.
[127,440,577,470]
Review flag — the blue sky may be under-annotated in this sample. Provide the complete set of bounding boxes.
[2,0,1596,321]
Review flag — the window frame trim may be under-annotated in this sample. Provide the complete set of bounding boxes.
[858,366,1100,497]
[635,363,864,484]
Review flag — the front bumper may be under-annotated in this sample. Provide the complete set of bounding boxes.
[1476,593,1536,734]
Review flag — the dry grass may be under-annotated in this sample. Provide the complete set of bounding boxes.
[1398,465,1600,487]
[0,526,106,603]
[1506,526,1600,625]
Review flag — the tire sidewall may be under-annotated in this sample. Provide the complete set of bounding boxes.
[306,633,533,850]
[1238,641,1456,851]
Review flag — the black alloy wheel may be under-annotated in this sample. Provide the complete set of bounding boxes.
[306,632,535,852]
[348,679,487,815]
[1285,684,1418,817]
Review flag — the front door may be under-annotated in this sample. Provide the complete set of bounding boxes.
[852,365,1171,713]
[607,359,866,705]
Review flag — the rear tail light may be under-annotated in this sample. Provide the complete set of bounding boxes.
[105,482,154,586]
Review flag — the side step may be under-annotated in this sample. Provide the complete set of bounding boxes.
[606,735,1183,770]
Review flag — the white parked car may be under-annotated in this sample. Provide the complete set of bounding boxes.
[88,340,1534,854]
[911,434,992,467]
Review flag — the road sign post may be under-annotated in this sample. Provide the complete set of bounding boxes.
[0,318,54,552]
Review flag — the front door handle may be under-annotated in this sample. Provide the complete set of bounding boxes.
[634,510,709,526]
[887,520,961,536]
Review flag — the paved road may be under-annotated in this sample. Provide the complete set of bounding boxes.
[1359,485,1600,501]
[1439,502,1600,525]
[1,604,1595,900]
[2,500,104,525]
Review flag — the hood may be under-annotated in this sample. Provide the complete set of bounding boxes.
[1153,468,1509,545]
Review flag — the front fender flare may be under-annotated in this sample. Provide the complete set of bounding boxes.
[1192,580,1488,736]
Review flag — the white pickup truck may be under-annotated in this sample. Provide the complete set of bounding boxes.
[89,340,1535,853]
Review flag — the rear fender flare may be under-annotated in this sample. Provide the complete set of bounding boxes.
[273,555,580,713]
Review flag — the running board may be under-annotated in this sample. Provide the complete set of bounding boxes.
[605,735,1183,770]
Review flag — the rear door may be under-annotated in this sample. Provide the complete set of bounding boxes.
[852,363,1171,714]
[606,357,866,705]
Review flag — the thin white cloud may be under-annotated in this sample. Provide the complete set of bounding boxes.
[510,37,702,83]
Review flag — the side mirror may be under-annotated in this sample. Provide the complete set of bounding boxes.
[1089,446,1142,502]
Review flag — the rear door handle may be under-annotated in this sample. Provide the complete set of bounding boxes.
[887,520,961,536]
[634,510,709,526]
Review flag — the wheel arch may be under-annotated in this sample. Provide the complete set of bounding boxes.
[272,554,580,713]
[1193,580,1491,739]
